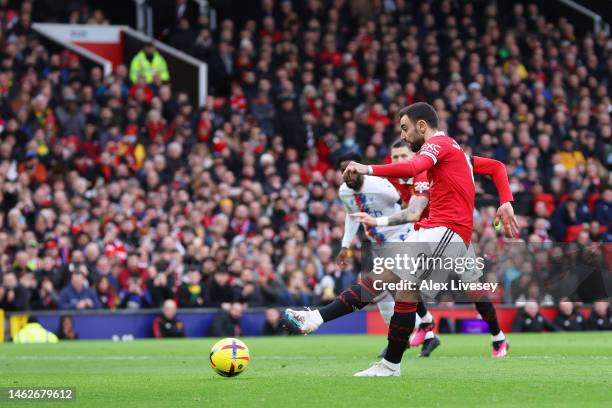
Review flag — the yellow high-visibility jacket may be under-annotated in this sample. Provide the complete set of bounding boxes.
[129,50,170,84]
[13,323,59,344]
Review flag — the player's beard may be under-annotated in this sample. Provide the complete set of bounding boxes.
[409,134,424,152]
[346,175,364,191]
[407,126,425,152]
[409,141,422,152]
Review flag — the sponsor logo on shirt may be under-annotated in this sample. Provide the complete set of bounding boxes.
[414,181,430,193]
[421,143,441,155]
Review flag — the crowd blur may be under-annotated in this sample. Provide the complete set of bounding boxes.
[0,0,610,313]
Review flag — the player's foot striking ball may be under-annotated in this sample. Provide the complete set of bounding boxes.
[209,338,250,377]
[284,308,323,334]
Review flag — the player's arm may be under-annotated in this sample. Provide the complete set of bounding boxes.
[343,154,435,178]
[473,156,514,204]
[353,192,430,227]
[353,171,430,226]
[385,170,430,225]
[473,156,519,238]
[337,197,360,267]
[351,197,428,227]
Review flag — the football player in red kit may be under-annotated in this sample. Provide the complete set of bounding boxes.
[355,139,514,359]
[285,102,518,376]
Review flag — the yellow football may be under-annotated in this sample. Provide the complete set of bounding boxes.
[209,338,250,377]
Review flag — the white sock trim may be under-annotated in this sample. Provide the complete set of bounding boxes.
[381,359,400,371]
[424,331,435,340]
[420,311,433,324]
[491,330,505,342]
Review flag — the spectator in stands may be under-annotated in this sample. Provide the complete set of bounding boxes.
[17,151,48,184]
[257,260,285,305]
[56,315,79,340]
[54,89,85,138]
[512,302,560,332]
[262,307,287,336]
[152,299,185,338]
[95,275,118,309]
[31,277,59,310]
[586,301,612,330]
[146,265,174,308]
[119,276,152,309]
[178,268,205,308]
[13,316,58,344]
[235,269,264,306]
[208,302,244,337]
[594,189,611,226]
[203,267,235,307]
[168,18,196,54]
[0,271,30,310]
[553,301,585,331]
[282,270,312,306]
[129,41,170,84]
[58,272,101,310]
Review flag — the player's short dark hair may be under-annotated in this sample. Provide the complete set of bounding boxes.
[398,102,439,129]
[391,139,410,149]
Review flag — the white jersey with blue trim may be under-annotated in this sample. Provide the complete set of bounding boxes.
[339,175,413,245]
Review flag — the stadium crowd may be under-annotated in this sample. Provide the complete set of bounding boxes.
[0,0,610,316]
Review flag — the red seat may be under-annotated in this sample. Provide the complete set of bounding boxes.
[533,193,555,215]
[564,224,585,242]
[587,194,601,212]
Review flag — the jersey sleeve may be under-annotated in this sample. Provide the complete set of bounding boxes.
[371,154,434,178]
[473,156,514,203]
[413,171,430,197]
[371,136,450,178]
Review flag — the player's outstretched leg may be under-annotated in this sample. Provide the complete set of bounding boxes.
[284,275,381,335]
[470,293,508,358]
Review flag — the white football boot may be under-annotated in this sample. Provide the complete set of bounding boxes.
[353,359,401,377]
[283,308,323,334]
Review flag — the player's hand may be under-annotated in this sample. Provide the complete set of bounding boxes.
[351,212,377,227]
[336,247,350,267]
[342,161,369,177]
[495,202,519,238]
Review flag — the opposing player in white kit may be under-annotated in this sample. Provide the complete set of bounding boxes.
[334,158,412,332]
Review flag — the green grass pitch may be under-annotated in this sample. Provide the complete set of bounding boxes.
[1,332,611,407]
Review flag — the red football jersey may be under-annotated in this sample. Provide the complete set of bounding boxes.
[388,171,430,219]
[371,133,475,245]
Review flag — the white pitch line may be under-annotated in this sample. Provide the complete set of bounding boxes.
[0,355,340,361]
[1,355,612,361]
